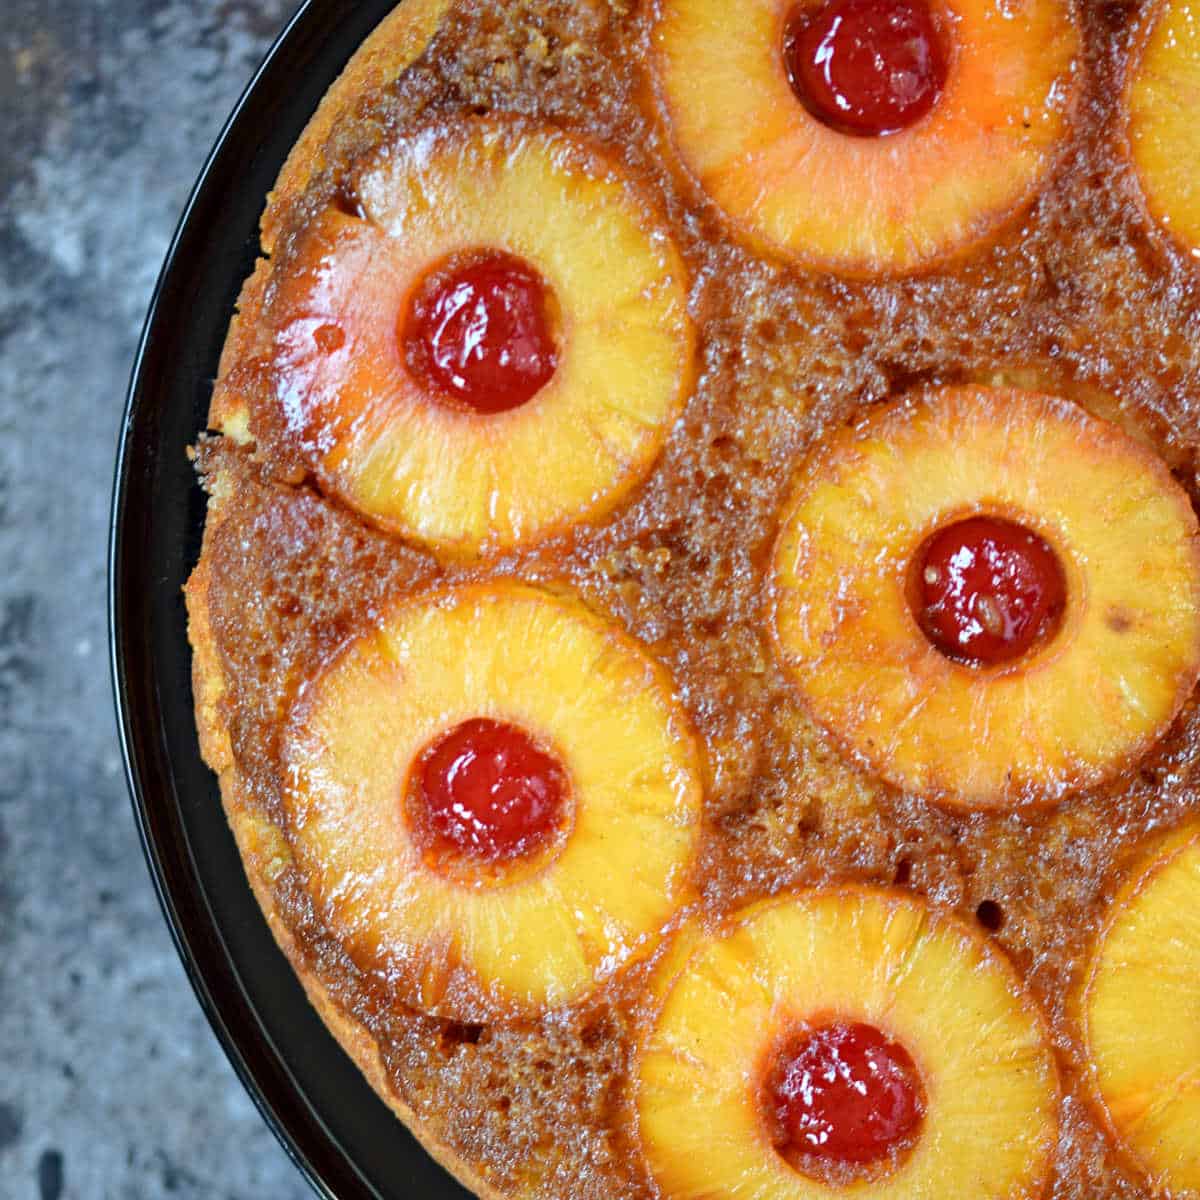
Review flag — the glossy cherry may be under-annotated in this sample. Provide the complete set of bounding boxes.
[783,0,947,137]
[414,718,567,863]
[403,250,558,414]
[767,1021,924,1167]
[916,516,1066,666]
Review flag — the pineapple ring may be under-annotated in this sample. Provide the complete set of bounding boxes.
[281,582,704,1020]
[266,116,694,557]
[635,888,1059,1197]
[771,385,1200,806]
[1126,0,1200,253]
[650,0,1078,274]
[1079,822,1200,1193]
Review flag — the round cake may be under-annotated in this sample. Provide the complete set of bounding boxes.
[186,0,1200,1196]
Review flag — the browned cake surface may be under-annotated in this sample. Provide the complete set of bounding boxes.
[188,1,1200,1196]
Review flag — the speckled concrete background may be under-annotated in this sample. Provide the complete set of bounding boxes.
[2,2,314,1196]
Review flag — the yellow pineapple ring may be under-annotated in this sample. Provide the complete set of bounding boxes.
[266,117,694,557]
[1126,0,1200,253]
[771,385,1200,805]
[281,582,704,1020]
[650,0,1078,274]
[1080,822,1200,1193]
[635,888,1059,1197]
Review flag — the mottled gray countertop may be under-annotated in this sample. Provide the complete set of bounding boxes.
[2,2,316,1196]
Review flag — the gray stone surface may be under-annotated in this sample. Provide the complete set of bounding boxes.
[1,2,314,1196]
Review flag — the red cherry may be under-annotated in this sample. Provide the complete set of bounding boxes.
[783,0,947,137]
[768,1022,924,1167]
[402,250,558,414]
[916,516,1066,665]
[415,719,567,863]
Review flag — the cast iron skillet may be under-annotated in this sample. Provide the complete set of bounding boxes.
[109,3,473,1196]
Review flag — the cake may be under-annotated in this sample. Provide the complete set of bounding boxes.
[186,0,1200,1195]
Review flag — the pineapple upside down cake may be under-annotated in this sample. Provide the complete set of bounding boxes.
[187,0,1200,1195]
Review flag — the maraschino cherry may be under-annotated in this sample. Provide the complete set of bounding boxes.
[414,718,567,863]
[767,1021,925,1167]
[403,250,558,414]
[784,0,947,137]
[916,516,1066,665]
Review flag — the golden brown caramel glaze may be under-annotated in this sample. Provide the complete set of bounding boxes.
[189,1,1200,1197]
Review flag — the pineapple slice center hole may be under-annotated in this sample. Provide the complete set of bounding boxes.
[402,248,560,414]
[911,515,1067,667]
[762,1020,926,1178]
[782,0,948,138]
[408,718,571,880]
